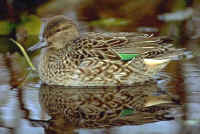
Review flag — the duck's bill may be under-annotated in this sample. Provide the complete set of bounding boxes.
[28,41,47,52]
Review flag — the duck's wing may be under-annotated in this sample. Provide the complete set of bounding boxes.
[68,32,180,85]
[76,32,182,60]
[71,57,153,86]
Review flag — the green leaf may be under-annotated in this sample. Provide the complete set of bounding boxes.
[119,53,139,61]
[120,108,135,117]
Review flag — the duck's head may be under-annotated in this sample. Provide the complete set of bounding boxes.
[28,15,79,51]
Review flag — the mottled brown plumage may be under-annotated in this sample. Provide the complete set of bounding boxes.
[29,15,184,86]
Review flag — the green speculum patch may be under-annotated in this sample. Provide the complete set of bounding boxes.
[119,53,139,61]
[120,108,135,117]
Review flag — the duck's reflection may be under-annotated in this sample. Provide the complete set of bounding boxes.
[36,80,181,133]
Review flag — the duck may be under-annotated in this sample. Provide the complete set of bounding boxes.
[39,81,181,128]
[29,15,184,86]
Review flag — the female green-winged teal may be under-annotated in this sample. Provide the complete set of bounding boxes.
[39,81,180,128]
[29,15,184,86]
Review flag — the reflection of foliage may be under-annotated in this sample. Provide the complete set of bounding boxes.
[0,14,41,36]
[0,21,16,35]
[8,52,39,88]
[18,15,42,36]
[16,15,41,48]
[89,18,130,27]
[78,0,190,32]
[0,15,41,52]
[0,36,20,53]
[78,0,165,30]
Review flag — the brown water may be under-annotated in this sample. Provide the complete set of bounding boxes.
[0,1,200,134]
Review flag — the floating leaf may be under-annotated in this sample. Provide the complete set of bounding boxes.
[120,108,135,117]
[119,53,139,61]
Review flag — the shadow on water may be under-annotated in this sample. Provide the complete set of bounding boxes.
[0,0,200,134]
